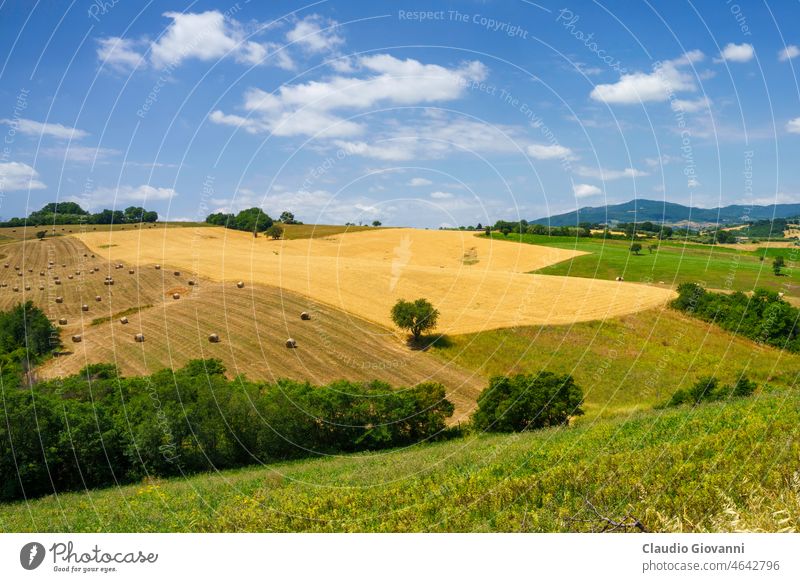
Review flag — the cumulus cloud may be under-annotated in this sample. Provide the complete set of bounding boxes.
[671,96,711,113]
[286,14,344,54]
[590,50,703,104]
[96,37,145,72]
[407,177,432,186]
[430,191,454,199]
[212,55,488,137]
[526,143,575,160]
[576,166,648,180]
[779,45,800,62]
[333,139,416,161]
[0,162,46,191]
[718,42,754,63]
[787,117,800,134]
[572,183,601,197]
[69,184,177,209]
[0,117,88,139]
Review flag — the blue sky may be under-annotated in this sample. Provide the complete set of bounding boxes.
[0,0,799,228]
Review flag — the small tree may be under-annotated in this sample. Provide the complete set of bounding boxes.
[279,211,296,224]
[372,220,382,227]
[484,226,491,236]
[266,225,284,240]
[648,244,658,254]
[773,256,785,275]
[35,230,46,240]
[391,298,439,342]
[630,242,642,255]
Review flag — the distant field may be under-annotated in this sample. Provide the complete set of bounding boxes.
[73,227,674,334]
[0,236,482,419]
[489,233,800,294]
[2,388,797,532]
[0,221,211,242]
[431,306,800,422]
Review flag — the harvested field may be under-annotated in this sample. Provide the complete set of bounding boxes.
[74,227,675,334]
[0,237,482,419]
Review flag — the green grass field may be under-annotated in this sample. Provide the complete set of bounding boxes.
[2,387,797,532]
[488,233,800,294]
[430,307,800,422]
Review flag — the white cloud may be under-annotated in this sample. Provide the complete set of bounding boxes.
[590,50,703,104]
[0,117,88,139]
[286,14,344,54]
[96,37,145,72]
[212,54,488,137]
[718,42,754,63]
[576,166,648,180]
[787,117,800,134]
[430,191,454,199]
[69,184,177,209]
[572,183,601,197]
[408,177,432,186]
[526,143,575,160]
[779,45,800,62]
[0,162,46,191]
[42,145,119,163]
[671,96,711,113]
[150,10,272,68]
[333,139,416,161]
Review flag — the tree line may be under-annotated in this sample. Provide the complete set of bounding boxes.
[672,282,800,351]
[1,202,158,227]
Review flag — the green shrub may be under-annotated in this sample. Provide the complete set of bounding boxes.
[472,372,584,432]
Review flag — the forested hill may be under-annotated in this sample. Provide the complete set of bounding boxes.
[532,199,800,227]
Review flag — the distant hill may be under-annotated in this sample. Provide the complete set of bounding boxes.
[532,199,800,227]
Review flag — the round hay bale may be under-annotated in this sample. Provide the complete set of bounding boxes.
[61,264,66,268]
[128,269,135,274]
[55,280,61,285]
[91,254,95,258]
[75,270,81,275]
[155,264,161,270]
[81,304,89,312]
[2,264,7,268]
[58,318,67,325]
[134,333,145,342]
[188,280,195,286]
[12,286,19,292]
[16,272,22,277]
[172,293,180,300]
[48,260,54,265]
[0,283,6,288]
[173,271,180,276]
[95,295,102,302]
[38,285,44,290]
[67,275,73,279]
[27,268,32,273]
[285,338,297,348]
[55,296,63,303]
[300,311,311,320]
[120,317,129,324]
[71,335,82,343]
[236,281,244,288]
[24,285,30,291]
[39,271,44,276]
[208,333,220,343]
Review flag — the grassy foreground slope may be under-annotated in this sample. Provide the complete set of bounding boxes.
[1,388,797,532]
[490,233,800,294]
[431,307,800,422]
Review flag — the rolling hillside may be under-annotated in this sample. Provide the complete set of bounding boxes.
[0,236,483,419]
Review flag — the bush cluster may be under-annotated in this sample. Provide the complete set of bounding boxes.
[665,375,757,407]
[671,283,800,351]
[205,208,273,233]
[0,358,454,502]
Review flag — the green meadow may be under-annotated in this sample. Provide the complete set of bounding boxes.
[487,233,800,294]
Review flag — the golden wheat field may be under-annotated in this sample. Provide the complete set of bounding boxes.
[0,236,483,418]
[74,226,676,335]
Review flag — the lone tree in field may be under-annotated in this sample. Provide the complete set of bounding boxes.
[391,298,439,342]
[630,242,642,255]
[279,211,298,224]
[35,230,46,240]
[266,224,284,240]
[372,220,382,227]
[773,255,785,276]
